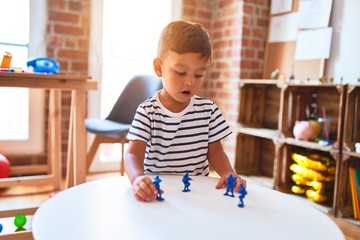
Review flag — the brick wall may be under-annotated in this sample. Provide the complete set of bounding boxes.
[47,0,90,73]
[182,0,269,165]
[240,0,269,79]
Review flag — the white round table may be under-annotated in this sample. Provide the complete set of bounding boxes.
[32,175,344,240]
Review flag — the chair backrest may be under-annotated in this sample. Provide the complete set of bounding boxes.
[106,74,162,124]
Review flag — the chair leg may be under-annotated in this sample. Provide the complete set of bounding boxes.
[87,135,127,175]
[86,136,102,171]
[120,141,125,176]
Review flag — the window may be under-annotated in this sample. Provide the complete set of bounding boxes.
[0,0,46,155]
[88,0,182,171]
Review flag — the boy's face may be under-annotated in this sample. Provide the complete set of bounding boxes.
[153,51,210,112]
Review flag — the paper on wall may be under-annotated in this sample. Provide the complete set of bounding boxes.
[295,27,333,60]
[271,0,293,15]
[269,12,298,42]
[298,0,333,29]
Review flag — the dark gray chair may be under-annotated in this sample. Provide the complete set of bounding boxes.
[85,74,162,175]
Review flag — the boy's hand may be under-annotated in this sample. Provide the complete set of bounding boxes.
[234,176,247,193]
[132,175,158,202]
[215,174,247,192]
[215,175,228,189]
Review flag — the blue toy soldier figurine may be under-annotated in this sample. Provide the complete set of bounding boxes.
[153,175,164,201]
[238,183,247,208]
[224,174,237,197]
[182,172,193,192]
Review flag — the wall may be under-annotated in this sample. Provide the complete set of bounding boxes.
[326,0,360,84]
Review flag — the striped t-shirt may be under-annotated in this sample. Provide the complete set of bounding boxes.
[127,91,232,176]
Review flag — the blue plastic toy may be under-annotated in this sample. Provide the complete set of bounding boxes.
[224,174,237,197]
[0,223,3,233]
[153,175,164,201]
[182,172,193,192]
[27,57,60,73]
[238,183,247,208]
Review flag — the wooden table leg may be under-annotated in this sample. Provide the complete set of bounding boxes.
[48,89,62,190]
[73,89,87,186]
[66,91,75,188]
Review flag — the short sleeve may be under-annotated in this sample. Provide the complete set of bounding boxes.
[208,102,232,143]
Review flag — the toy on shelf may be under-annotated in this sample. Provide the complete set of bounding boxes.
[293,120,320,141]
[0,68,28,73]
[0,154,10,178]
[289,64,295,80]
[0,51,12,68]
[0,50,29,73]
[27,57,60,74]
[224,174,237,197]
[153,175,164,201]
[290,151,336,203]
[356,143,360,153]
[182,172,193,192]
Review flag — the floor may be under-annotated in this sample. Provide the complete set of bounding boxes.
[0,172,359,240]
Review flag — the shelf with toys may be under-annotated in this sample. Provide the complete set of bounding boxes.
[332,84,360,224]
[234,79,360,223]
[275,82,342,204]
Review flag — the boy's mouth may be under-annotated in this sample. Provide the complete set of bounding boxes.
[181,90,191,95]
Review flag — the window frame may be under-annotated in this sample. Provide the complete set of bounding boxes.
[87,0,182,172]
[0,0,46,155]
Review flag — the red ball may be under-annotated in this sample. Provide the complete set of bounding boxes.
[0,154,10,178]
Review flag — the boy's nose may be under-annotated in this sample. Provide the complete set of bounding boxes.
[184,77,194,86]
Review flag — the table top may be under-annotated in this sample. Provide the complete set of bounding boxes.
[32,175,344,240]
[0,72,96,90]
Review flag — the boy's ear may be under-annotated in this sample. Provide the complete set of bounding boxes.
[153,58,162,77]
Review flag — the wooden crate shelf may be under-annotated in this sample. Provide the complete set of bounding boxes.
[235,80,282,187]
[236,80,360,224]
[235,134,276,180]
[238,80,282,129]
[279,84,341,140]
[235,126,279,140]
[276,144,336,201]
[343,85,360,151]
[334,154,360,218]
[332,85,360,223]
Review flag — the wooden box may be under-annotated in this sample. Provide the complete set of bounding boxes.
[235,134,275,177]
[235,80,281,180]
[279,84,341,142]
[277,144,336,204]
[334,154,360,217]
[343,85,360,151]
[333,85,360,218]
[238,80,281,129]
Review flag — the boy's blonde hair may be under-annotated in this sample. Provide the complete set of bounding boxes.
[157,20,212,62]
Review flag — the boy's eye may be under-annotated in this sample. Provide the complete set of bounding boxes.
[175,71,186,76]
[195,74,204,79]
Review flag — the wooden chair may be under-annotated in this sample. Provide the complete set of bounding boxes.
[85,74,162,175]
